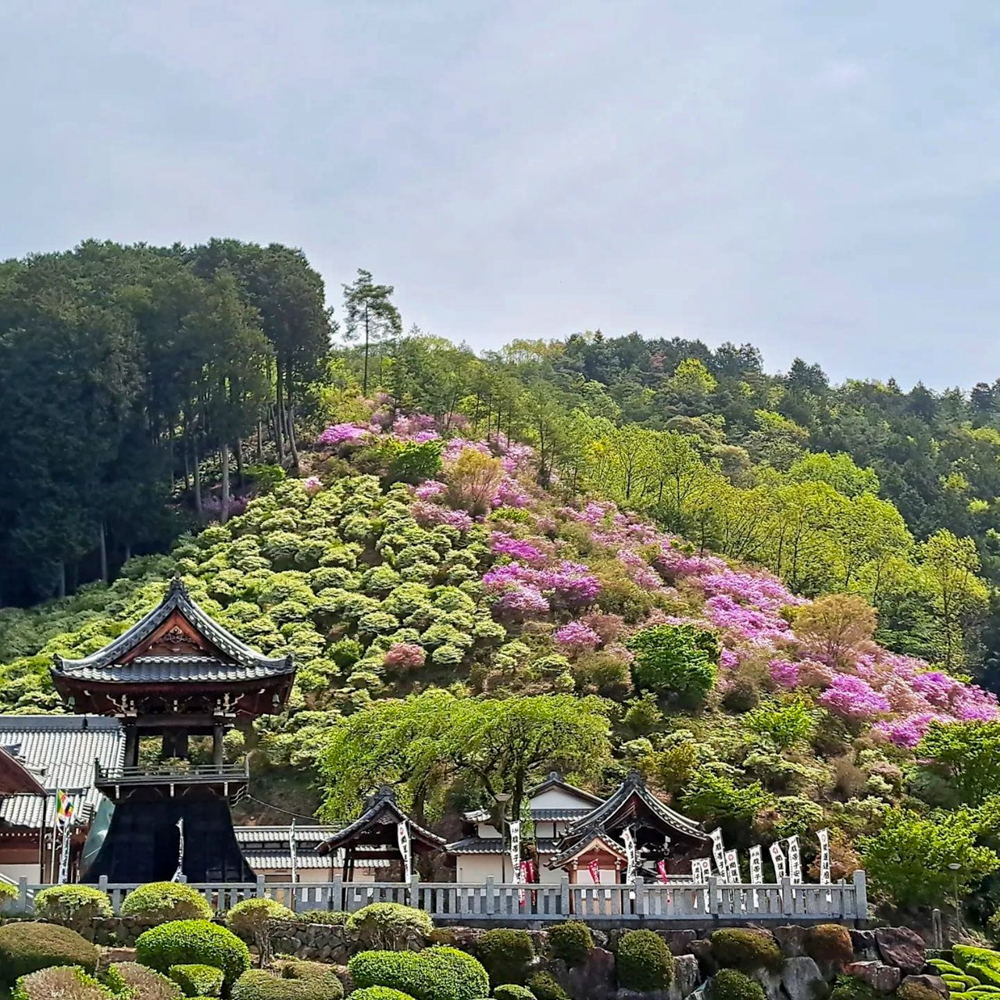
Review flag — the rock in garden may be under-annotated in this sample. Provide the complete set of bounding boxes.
[844,961,901,993]
[566,946,615,1000]
[773,926,808,958]
[668,954,702,1000]
[899,974,949,999]
[875,927,925,974]
[781,957,826,1000]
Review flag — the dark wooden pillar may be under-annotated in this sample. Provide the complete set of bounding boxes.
[123,722,139,768]
[213,724,225,767]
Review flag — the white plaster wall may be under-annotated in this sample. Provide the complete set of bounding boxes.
[455,854,506,882]
[0,863,39,883]
[531,787,597,810]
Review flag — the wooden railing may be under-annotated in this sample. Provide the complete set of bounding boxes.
[94,760,249,786]
[3,871,868,923]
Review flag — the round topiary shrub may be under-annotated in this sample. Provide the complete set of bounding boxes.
[476,928,534,986]
[710,929,784,971]
[0,921,99,986]
[34,884,112,930]
[346,903,434,950]
[11,965,109,1000]
[226,897,295,963]
[136,920,251,989]
[106,962,183,999]
[121,882,213,923]
[547,921,593,968]
[526,971,569,1000]
[710,968,767,1000]
[804,924,854,966]
[495,986,537,1000]
[350,989,418,1000]
[231,968,343,999]
[617,930,675,992]
[170,963,224,997]
[349,946,489,1000]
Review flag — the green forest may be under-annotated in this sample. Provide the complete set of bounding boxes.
[5,239,1000,919]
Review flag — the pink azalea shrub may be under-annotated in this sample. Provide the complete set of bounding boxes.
[318,422,370,446]
[818,675,891,720]
[384,643,426,670]
[555,621,601,652]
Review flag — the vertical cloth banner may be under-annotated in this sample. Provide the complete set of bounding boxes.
[724,849,741,883]
[709,828,726,875]
[397,820,412,884]
[588,858,601,884]
[171,818,185,883]
[749,844,764,907]
[508,820,521,884]
[289,819,298,886]
[657,860,669,884]
[817,829,831,884]
[692,858,711,882]
[622,827,637,883]
[56,790,74,826]
[787,835,803,883]
[769,841,787,881]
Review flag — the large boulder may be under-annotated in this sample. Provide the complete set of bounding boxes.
[750,967,784,1000]
[898,974,949,1000]
[564,946,615,1000]
[875,927,925,975]
[668,955,702,1000]
[773,927,808,958]
[781,957,826,1000]
[664,930,699,956]
[690,939,717,975]
[851,930,877,961]
[845,961,902,993]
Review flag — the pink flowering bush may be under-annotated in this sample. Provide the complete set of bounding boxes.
[303,476,323,493]
[490,532,546,564]
[555,621,601,652]
[384,643,426,670]
[318,422,370,446]
[818,675,891,720]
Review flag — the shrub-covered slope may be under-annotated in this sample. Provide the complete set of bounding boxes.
[0,415,995,884]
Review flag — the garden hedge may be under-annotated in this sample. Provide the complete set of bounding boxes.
[106,962,183,999]
[616,930,675,992]
[33,884,112,930]
[230,968,344,1000]
[349,990,418,1000]
[346,902,434,949]
[349,945,489,1000]
[494,985,537,1000]
[170,963,224,997]
[136,919,251,988]
[710,969,767,1000]
[546,921,593,967]
[0,921,99,986]
[121,882,213,923]
[475,928,534,986]
[710,929,784,971]
[525,971,569,1000]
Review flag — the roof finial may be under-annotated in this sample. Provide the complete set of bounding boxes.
[168,575,186,595]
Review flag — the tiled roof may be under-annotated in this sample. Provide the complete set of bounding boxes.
[526,771,604,805]
[52,578,293,683]
[446,837,561,855]
[234,825,339,846]
[244,852,345,870]
[0,716,123,830]
[317,787,445,855]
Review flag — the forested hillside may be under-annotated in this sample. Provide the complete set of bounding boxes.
[5,240,1000,916]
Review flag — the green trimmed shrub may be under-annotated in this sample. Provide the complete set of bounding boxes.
[617,930,675,992]
[957,948,1000,972]
[547,921,593,968]
[0,921,99,986]
[275,958,342,982]
[170,964,224,997]
[346,903,434,950]
[298,909,349,925]
[971,966,1000,988]
[349,946,489,1000]
[525,972,569,1000]
[898,981,950,1000]
[136,920,251,989]
[106,962,183,999]
[34,884,112,930]
[476,928,534,986]
[494,986,536,1000]
[231,968,343,999]
[12,965,110,999]
[120,882,213,923]
[829,975,877,1000]
[710,969,767,1000]
[929,961,965,977]
[970,988,1000,995]
[711,929,784,971]
[226,897,295,962]
[349,990,417,1000]
[804,924,854,965]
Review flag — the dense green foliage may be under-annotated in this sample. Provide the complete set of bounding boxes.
[494,987,537,1000]
[546,922,594,967]
[524,972,569,1000]
[616,930,675,991]
[231,968,343,1000]
[11,965,110,1000]
[0,922,99,987]
[169,964,224,997]
[348,990,416,1000]
[106,962,183,999]
[345,903,434,950]
[348,947,490,1000]
[33,885,112,930]
[121,882,214,923]
[710,969,767,1000]
[474,928,534,986]
[710,929,784,972]
[803,924,854,965]
[627,623,719,705]
[135,920,251,988]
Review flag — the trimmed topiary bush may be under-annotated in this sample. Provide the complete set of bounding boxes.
[121,882,213,923]
[347,903,434,950]
[547,921,593,968]
[476,928,534,986]
[298,909,349,925]
[12,965,110,1000]
[495,986,536,1000]
[0,921,99,986]
[710,969,767,1000]
[34,884,112,930]
[805,924,854,965]
[231,968,344,999]
[170,964,224,997]
[972,966,1000,989]
[349,990,417,1000]
[957,948,1000,972]
[617,930,675,992]
[525,971,569,1000]
[136,920,251,989]
[349,946,489,1000]
[226,897,295,964]
[711,929,784,971]
[106,962,183,999]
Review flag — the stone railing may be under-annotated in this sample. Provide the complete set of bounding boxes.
[5,871,867,925]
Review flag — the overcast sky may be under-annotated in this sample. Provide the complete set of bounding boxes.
[3,2,999,389]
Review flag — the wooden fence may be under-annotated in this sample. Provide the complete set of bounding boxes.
[5,871,867,923]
